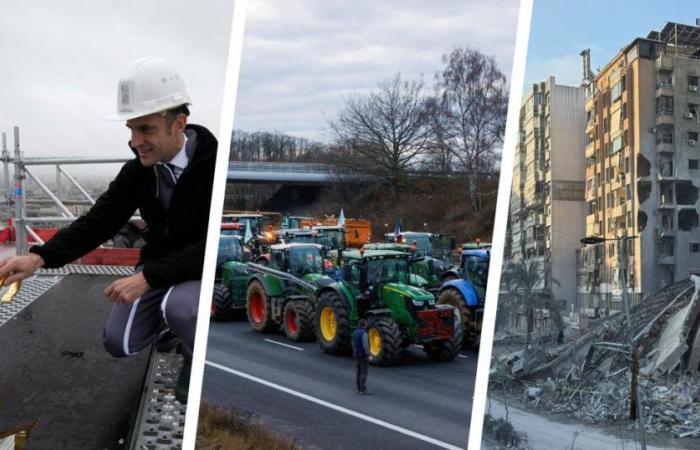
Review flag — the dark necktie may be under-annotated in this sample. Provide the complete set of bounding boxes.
[156,163,180,209]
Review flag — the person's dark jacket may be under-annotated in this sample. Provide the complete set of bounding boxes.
[29,124,217,289]
[352,327,370,358]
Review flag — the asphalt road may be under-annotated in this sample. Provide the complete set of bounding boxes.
[202,319,476,450]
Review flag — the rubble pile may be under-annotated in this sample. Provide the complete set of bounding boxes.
[643,376,700,437]
[490,277,700,439]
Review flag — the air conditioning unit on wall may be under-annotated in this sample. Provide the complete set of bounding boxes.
[690,139,697,146]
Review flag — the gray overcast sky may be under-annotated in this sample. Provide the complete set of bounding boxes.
[0,0,234,176]
[234,0,520,143]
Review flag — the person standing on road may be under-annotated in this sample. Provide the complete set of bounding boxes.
[352,319,371,394]
[0,56,217,404]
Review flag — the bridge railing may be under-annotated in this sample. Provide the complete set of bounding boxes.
[229,161,348,174]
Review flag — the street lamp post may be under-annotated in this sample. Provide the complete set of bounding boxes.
[580,234,646,450]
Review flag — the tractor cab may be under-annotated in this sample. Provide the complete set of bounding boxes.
[374,237,453,288]
[311,225,346,255]
[282,215,313,229]
[341,250,434,319]
[385,231,455,266]
[217,235,244,270]
[461,248,489,302]
[268,243,327,279]
[223,213,265,237]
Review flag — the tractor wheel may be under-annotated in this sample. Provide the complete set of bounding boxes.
[315,291,351,355]
[437,288,477,348]
[283,301,315,342]
[246,281,277,333]
[210,283,233,321]
[366,316,403,366]
[424,312,463,362]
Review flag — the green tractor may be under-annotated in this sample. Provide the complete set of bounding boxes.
[362,242,452,290]
[245,243,332,341]
[211,234,249,320]
[315,249,462,365]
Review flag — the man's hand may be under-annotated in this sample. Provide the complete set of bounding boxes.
[0,254,44,285]
[104,272,150,305]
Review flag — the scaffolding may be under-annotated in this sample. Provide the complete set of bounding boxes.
[2,126,130,255]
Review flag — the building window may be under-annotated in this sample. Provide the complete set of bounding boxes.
[691,243,700,253]
[656,96,674,114]
[611,82,622,102]
[689,131,699,144]
[690,159,699,170]
[689,75,699,90]
[612,135,623,154]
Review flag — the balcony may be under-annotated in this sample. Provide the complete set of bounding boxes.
[656,55,674,72]
[656,141,674,153]
[656,111,674,126]
[586,119,596,134]
[585,142,595,158]
[658,254,676,265]
[656,81,674,97]
[611,203,627,218]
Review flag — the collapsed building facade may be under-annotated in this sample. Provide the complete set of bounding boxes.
[492,276,700,439]
[578,22,700,316]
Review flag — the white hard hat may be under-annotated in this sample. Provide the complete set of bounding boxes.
[108,56,191,121]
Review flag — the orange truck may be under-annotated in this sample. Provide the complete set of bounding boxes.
[298,217,371,248]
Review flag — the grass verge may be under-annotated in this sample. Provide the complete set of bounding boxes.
[196,400,300,450]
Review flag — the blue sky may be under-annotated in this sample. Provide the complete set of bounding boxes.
[525,1,700,88]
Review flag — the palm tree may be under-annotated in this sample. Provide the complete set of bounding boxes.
[501,260,561,350]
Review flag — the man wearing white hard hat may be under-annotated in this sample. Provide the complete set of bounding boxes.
[0,56,217,403]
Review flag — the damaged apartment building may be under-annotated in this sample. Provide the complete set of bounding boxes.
[505,76,586,325]
[578,22,700,318]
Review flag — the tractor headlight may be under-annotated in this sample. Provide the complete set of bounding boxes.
[427,297,436,306]
[411,299,424,307]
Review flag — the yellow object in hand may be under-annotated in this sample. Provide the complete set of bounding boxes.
[0,278,21,304]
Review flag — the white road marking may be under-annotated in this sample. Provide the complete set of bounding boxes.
[263,338,304,351]
[206,360,464,450]
[412,344,468,359]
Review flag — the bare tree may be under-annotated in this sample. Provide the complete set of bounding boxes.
[230,130,328,162]
[329,73,432,191]
[435,48,508,210]
[423,96,453,175]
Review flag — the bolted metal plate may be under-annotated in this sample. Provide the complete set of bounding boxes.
[0,276,61,326]
[38,264,135,276]
[130,350,186,450]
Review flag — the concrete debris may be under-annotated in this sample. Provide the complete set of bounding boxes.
[491,276,700,440]
[651,304,691,374]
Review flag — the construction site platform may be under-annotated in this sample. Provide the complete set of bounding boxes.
[0,268,185,449]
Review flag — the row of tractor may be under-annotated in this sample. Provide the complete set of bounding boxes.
[211,212,490,366]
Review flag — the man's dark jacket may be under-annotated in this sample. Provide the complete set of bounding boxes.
[30,124,217,289]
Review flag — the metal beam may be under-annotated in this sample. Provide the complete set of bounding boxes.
[57,165,96,205]
[24,167,75,218]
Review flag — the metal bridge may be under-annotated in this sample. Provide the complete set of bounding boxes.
[226,161,474,184]
[227,161,366,184]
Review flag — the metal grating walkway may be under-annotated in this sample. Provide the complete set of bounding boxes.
[130,350,186,450]
[0,276,61,326]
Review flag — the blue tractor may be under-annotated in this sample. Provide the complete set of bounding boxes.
[436,248,489,348]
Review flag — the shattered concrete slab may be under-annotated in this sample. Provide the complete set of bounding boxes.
[652,276,700,376]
